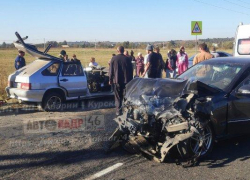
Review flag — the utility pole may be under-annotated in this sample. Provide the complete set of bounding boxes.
[95,39,96,51]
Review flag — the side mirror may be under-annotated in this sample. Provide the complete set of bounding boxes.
[237,85,250,94]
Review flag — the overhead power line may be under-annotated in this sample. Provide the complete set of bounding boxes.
[237,0,250,5]
[223,0,250,10]
[193,0,250,16]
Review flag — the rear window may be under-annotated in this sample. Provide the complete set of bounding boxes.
[238,39,250,55]
[16,59,51,76]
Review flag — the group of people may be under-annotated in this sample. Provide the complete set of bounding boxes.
[128,43,216,79]
[59,50,80,63]
[165,46,188,78]
[109,43,215,115]
[60,50,100,68]
[117,45,188,79]
[108,44,168,115]
[14,49,96,70]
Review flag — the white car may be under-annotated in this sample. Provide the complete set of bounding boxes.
[6,32,112,111]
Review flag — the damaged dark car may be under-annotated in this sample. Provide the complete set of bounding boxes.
[105,57,250,166]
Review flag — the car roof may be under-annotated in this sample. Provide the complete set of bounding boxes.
[216,51,232,56]
[204,57,250,65]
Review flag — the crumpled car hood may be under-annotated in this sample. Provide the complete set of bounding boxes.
[124,78,188,106]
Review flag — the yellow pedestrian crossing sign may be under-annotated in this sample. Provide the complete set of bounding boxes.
[191,21,202,35]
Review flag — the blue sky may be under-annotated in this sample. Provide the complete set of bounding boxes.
[0,0,250,43]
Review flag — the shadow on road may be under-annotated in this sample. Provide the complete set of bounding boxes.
[0,148,116,170]
[1,135,250,172]
[199,134,250,168]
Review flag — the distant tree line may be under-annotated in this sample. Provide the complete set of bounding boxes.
[0,37,234,49]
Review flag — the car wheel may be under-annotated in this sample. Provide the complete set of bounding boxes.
[177,123,214,159]
[42,93,63,112]
[189,123,214,157]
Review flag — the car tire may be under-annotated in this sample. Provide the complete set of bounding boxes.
[194,123,214,158]
[42,92,64,112]
[177,123,214,159]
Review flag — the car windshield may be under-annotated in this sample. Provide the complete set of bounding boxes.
[178,61,244,91]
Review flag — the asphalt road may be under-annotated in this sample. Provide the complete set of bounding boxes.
[0,98,250,180]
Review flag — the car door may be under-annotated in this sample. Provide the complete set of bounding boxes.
[59,62,88,97]
[228,75,250,134]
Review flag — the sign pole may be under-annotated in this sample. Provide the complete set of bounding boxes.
[191,21,202,54]
[195,35,197,54]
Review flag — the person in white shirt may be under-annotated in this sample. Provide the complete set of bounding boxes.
[89,57,99,67]
[143,47,150,78]
[211,46,219,58]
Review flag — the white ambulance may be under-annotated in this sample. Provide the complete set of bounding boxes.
[234,23,250,57]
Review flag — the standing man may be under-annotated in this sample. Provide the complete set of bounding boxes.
[211,46,219,58]
[130,50,135,61]
[135,52,144,77]
[59,50,67,62]
[193,43,213,65]
[15,50,26,70]
[109,46,133,115]
[165,49,177,78]
[143,50,150,78]
[130,50,136,76]
[71,54,80,63]
[124,50,132,61]
[154,46,165,78]
[142,44,161,78]
[89,57,99,67]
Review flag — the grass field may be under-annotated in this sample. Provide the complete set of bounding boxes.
[0,47,233,100]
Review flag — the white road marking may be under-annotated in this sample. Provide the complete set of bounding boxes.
[84,163,123,180]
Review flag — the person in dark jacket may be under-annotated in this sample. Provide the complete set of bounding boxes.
[109,46,133,115]
[59,50,67,62]
[71,54,80,63]
[14,50,26,70]
[130,50,135,61]
[154,46,165,78]
[142,44,161,78]
[135,52,144,76]
[165,49,177,78]
[130,50,136,75]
